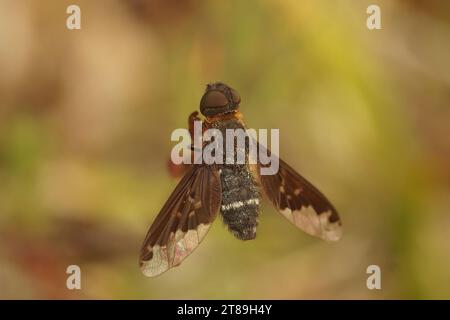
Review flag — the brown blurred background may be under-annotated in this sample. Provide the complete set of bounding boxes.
[0,0,449,299]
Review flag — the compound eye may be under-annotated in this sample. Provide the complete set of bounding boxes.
[201,90,229,109]
[230,88,241,104]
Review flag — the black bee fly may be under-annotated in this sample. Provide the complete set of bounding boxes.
[139,82,342,277]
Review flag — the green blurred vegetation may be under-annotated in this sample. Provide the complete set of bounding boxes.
[0,0,449,299]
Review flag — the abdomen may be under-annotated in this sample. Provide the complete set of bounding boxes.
[213,119,261,240]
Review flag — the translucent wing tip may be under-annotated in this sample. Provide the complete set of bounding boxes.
[281,206,342,241]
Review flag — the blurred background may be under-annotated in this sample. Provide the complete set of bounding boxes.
[0,0,449,299]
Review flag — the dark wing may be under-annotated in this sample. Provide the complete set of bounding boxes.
[139,164,221,277]
[259,157,342,241]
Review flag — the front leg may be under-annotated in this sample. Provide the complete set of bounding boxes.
[167,111,203,178]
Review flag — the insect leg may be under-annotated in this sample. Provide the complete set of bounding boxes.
[167,111,201,178]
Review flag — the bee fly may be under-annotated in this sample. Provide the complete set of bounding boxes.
[139,82,342,277]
